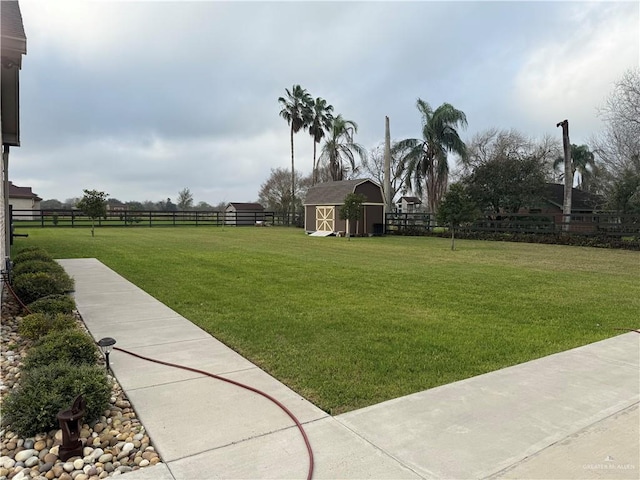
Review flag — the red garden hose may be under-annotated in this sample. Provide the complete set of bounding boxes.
[113,346,315,480]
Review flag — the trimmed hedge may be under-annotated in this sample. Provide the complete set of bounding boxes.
[27,294,76,315]
[12,271,74,304]
[12,259,66,277]
[12,249,54,264]
[2,363,111,436]
[23,329,99,370]
[18,312,78,341]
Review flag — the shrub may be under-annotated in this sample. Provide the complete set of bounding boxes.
[18,313,49,341]
[23,329,98,370]
[28,294,76,315]
[2,363,111,436]
[12,249,54,264]
[12,259,65,277]
[18,312,78,341]
[12,271,74,304]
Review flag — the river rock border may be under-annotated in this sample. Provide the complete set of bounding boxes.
[0,292,163,480]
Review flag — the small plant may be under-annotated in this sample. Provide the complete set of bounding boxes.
[28,294,76,315]
[76,189,108,237]
[12,259,65,277]
[2,362,111,436]
[23,329,98,370]
[52,212,59,226]
[12,271,74,304]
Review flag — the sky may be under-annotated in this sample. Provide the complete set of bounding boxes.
[10,0,640,205]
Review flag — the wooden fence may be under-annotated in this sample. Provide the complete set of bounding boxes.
[386,212,640,237]
[10,209,296,228]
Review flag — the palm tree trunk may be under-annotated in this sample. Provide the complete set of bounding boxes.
[312,141,317,185]
[290,126,295,225]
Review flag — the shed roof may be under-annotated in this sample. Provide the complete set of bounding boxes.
[304,179,381,205]
[543,183,603,211]
[8,182,41,201]
[227,202,264,211]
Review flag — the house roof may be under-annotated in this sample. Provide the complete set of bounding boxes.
[399,196,422,204]
[1,1,27,63]
[304,179,381,205]
[543,183,603,212]
[227,202,264,211]
[8,182,41,201]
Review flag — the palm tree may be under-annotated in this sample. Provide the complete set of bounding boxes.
[308,97,334,185]
[553,144,596,191]
[320,115,367,181]
[394,99,468,219]
[278,85,312,220]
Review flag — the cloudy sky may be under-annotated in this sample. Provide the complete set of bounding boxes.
[10,0,640,205]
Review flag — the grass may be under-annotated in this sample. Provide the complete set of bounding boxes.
[14,227,640,414]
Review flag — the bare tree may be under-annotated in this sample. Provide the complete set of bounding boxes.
[177,188,194,210]
[462,128,559,180]
[361,142,407,203]
[592,68,640,175]
[258,168,312,217]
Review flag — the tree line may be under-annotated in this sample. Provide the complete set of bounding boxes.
[266,68,639,220]
[40,188,228,212]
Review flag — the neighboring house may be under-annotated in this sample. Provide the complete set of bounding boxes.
[225,202,265,226]
[396,196,422,213]
[1,1,28,259]
[106,202,127,213]
[8,181,41,220]
[525,183,604,233]
[304,179,385,236]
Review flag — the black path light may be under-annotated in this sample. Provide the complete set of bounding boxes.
[97,337,116,372]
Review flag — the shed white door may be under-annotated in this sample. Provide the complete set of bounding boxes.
[316,206,335,232]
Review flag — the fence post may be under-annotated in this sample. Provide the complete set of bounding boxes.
[71,210,75,228]
[149,211,152,227]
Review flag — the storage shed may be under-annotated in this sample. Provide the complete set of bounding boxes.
[304,179,385,236]
[225,202,265,226]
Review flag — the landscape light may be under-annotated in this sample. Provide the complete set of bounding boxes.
[97,337,117,372]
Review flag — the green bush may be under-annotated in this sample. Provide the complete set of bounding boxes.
[18,312,78,341]
[12,259,65,277]
[18,313,49,340]
[2,363,111,436]
[12,248,54,264]
[12,271,74,304]
[28,294,76,315]
[23,329,98,370]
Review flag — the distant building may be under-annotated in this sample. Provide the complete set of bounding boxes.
[524,183,604,233]
[396,196,422,213]
[225,202,265,226]
[8,182,40,220]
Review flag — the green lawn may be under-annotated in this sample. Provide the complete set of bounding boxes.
[14,227,640,414]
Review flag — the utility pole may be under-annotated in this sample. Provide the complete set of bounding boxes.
[556,120,573,232]
[384,116,392,213]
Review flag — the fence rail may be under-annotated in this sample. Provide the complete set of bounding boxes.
[386,212,640,237]
[12,209,640,238]
[10,209,296,228]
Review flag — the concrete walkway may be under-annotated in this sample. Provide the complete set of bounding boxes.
[60,258,639,479]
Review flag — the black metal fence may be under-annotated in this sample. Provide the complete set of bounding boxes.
[10,209,297,228]
[386,212,640,237]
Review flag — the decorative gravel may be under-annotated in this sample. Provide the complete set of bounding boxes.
[0,292,163,480]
